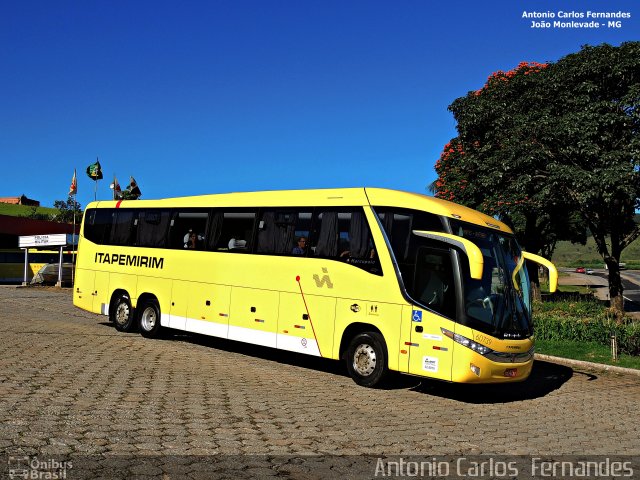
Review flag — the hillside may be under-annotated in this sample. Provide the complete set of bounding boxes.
[552,236,640,269]
[0,203,57,219]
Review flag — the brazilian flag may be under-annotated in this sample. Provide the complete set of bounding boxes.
[86,159,103,180]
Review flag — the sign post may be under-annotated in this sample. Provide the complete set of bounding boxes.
[18,234,78,287]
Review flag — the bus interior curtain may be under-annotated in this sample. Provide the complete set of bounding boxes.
[257,212,277,253]
[208,211,224,250]
[111,210,135,245]
[382,211,394,244]
[137,211,171,247]
[275,212,298,254]
[315,211,338,257]
[349,210,370,258]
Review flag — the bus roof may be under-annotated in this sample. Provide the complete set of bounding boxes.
[87,187,513,234]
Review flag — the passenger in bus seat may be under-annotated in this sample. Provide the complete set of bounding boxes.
[292,237,307,254]
[185,232,198,249]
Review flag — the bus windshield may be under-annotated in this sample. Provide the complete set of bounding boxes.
[450,221,532,339]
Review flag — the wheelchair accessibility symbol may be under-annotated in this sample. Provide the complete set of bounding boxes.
[412,310,422,323]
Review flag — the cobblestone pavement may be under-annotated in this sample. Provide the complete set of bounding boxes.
[1,286,639,478]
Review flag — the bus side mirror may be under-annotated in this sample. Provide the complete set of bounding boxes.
[412,230,484,280]
[522,251,558,293]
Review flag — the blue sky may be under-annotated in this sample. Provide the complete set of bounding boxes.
[0,0,637,209]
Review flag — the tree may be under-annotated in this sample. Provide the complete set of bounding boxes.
[25,206,53,221]
[433,42,640,314]
[434,61,587,300]
[54,198,83,224]
[541,42,640,314]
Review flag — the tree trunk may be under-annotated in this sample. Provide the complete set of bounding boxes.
[527,260,542,301]
[604,257,625,319]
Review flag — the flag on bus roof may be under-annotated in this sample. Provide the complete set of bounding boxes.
[109,175,122,200]
[68,169,77,196]
[124,176,141,199]
[86,158,103,180]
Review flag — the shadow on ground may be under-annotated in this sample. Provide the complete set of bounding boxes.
[103,324,576,403]
[409,360,575,403]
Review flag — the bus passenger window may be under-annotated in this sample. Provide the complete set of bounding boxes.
[215,211,256,252]
[168,210,209,250]
[312,209,381,275]
[84,209,113,245]
[256,210,312,256]
[137,209,171,248]
[110,210,137,246]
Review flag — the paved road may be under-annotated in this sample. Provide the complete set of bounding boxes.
[1,286,639,478]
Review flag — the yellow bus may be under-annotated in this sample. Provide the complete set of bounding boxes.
[73,188,557,387]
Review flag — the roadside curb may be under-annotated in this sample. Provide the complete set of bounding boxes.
[535,353,640,377]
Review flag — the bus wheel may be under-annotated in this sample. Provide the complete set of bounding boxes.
[138,299,162,339]
[345,332,388,388]
[111,294,136,332]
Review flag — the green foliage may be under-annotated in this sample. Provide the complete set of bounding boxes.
[534,300,640,356]
[434,42,640,311]
[536,340,640,369]
[25,206,53,221]
[434,61,588,258]
[53,198,83,223]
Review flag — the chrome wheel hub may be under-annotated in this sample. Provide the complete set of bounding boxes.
[353,344,376,376]
[140,306,157,331]
[115,302,130,325]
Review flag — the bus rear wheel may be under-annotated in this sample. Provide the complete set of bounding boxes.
[111,293,136,332]
[345,332,388,388]
[138,299,162,339]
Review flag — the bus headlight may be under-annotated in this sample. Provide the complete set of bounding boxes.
[441,328,534,364]
[441,328,492,356]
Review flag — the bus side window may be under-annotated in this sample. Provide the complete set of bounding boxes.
[412,246,456,319]
[216,210,257,252]
[84,208,113,245]
[168,210,209,250]
[137,209,171,248]
[312,209,381,275]
[110,210,137,246]
[256,210,313,256]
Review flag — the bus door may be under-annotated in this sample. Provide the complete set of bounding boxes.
[405,305,454,381]
[74,268,109,315]
[186,283,231,338]
[93,271,110,314]
[277,292,336,357]
[228,287,278,348]
[74,268,95,312]
[405,246,458,381]
[168,280,190,330]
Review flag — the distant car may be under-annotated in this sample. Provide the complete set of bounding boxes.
[586,268,594,275]
[30,263,74,286]
[575,267,586,274]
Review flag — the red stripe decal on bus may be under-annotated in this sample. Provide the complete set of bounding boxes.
[115,200,123,208]
[296,275,322,357]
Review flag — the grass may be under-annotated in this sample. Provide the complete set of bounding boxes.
[536,339,640,370]
[552,235,640,268]
[0,203,57,218]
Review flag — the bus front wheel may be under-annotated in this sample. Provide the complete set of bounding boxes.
[111,293,136,332]
[345,332,388,388]
[138,299,162,339]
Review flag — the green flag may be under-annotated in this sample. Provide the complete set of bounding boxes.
[86,158,103,180]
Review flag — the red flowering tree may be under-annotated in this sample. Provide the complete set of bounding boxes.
[433,43,640,313]
[434,61,586,299]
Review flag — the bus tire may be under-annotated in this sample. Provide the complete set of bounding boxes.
[138,298,162,339]
[111,293,136,332]
[345,332,388,388]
